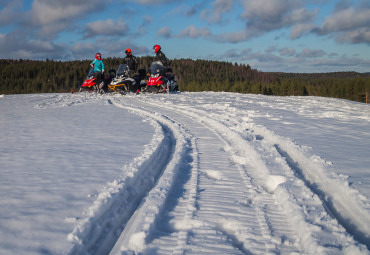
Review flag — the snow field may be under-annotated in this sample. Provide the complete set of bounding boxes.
[109,94,369,254]
[0,92,369,254]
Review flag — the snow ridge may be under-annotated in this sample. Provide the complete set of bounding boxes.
[109,98,196,254]
[134,96,324,253]
[202,97,370,248]
[198,96,370,251]
[128,94,369,253]
[67,99,177,254]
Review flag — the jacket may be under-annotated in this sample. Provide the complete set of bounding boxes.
[91,59,105,73]
[123,54,138,72]
[155,50,168,67]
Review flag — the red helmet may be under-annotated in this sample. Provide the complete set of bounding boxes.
[95,52,101,60]
[153,44,161,54]
[125,48,132,55]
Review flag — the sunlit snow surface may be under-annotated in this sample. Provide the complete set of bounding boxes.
[0,92,369,255]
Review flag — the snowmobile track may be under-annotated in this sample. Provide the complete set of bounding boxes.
[111,97,315,253]
[120,95,369,253]
[68,98,191,255]
[68,93,369,254]
[2,93,368,254]
[108,98,198,254]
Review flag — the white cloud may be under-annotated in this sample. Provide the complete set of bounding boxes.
[320,8,370,33]
[265,46,277,53]
[279,48,296,57]
[123,0,177,5]
[336,28,370,44]
[0,32,67,59]
[290,23,315,39]
[0,0,23,26]
[214,0,317,43]
[178,25,211,38]
[158,27,172,38]
[314,5,370,43]
[28,0,106,37]
[186,1,208,17]
[83,19,129,38]
[201,0,234,24]
[30,0,100,25]
[240,0,303,26]
[216,30,248,43]
[297,48,326,58]
[212,46,370,73]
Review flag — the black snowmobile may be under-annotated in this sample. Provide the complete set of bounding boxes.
[108,64,136,94]
[166,67,179,92]
[134,68,149,92]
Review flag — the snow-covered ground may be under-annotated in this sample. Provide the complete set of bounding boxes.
[0,92,369,255]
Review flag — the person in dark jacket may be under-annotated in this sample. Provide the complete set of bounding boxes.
[153,44,168,67]
[123,48,138,75]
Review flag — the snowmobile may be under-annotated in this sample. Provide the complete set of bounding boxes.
[108,64,136,94]
[142,61,179,93]
[166,67,179,92]
[134,68,149,92]
[142,61,168,93]
[79,67,106,93]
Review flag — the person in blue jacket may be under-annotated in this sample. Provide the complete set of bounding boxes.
[90,52,105,78]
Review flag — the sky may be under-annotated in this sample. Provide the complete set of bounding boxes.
[0,0,370,73]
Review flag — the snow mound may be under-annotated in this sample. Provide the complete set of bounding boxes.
[265,175,287,193]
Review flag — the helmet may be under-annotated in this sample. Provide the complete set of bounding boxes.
[153,44,161,54]
[95,52,101,60]
[125,48,132,55]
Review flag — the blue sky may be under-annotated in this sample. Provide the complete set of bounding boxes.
[0,0,369,73]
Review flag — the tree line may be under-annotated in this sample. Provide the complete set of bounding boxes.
[1,58,369,103]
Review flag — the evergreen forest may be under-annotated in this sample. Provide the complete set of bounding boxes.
[1,57,369,103]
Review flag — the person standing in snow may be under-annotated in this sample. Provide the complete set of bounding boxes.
[123,48,138,76]
[90,52,105,79]
[90,52,106,92]
[153,44,168,68]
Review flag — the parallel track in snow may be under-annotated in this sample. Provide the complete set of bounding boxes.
[68,96,198,255]
[67,93,368,254]
[108,95,367,254]
[108,98,199,254]
[119,96,316,254]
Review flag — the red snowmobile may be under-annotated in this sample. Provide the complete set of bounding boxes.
[78,67,108,93]
[142,61,167,93]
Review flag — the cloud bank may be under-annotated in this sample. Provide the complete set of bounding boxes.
[0,0,369,72]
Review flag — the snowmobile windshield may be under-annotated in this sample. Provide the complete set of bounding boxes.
[116,64,129,77]
[150,61,165,75]
[87,67,95,77]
